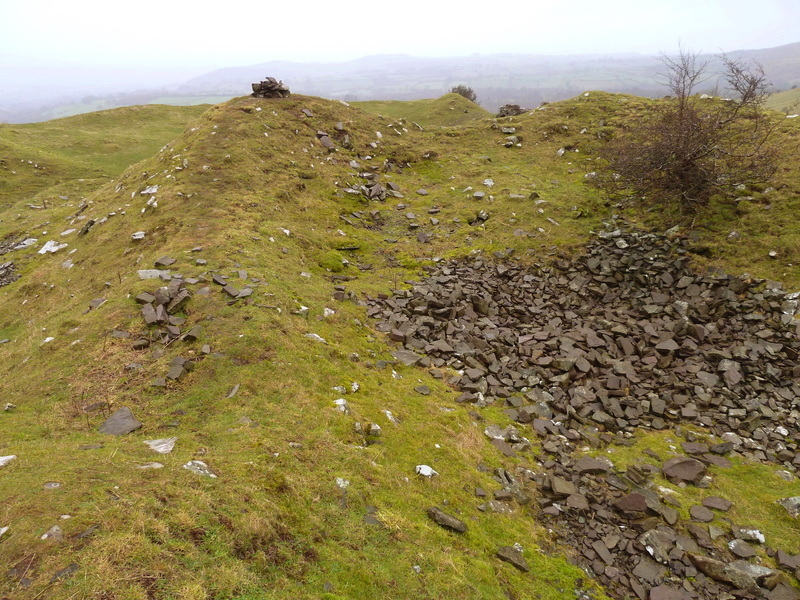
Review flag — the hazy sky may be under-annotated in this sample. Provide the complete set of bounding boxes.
[1,0,798,69]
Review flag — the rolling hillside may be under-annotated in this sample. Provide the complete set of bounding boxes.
[1,92,799,600]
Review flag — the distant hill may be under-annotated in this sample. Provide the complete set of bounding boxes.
[3,42,798,123]
[178,42,800,112]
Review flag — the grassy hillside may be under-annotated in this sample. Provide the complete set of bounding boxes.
[354,93,492,127]
[0,92,799,600]
[0,104,210,216]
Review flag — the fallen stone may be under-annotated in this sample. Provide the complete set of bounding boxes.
[662,457,706,484]
[689,505,714,522]
[49,563,78,583]
[728,538,757,558]
[98,407,142,435]
[144,437,177,454]
[688,552,757,590]
[392,349,423,366]
[777,496,800,518]
[702,496,732,512]
[138,269,170,280]
[41,525,63,541]
[496,546,529,572]
[649,585,692,600]
[155,256,176,267]
[183,460,217,478]
[426,507,467,533]
[574,455,613,474]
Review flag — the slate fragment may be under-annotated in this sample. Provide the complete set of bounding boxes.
[98,407,142,435]
[426,507,467,533]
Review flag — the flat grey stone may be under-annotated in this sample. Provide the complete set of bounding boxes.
[138,269,169,280]
[391,349,422,366]
[98,407,142,435]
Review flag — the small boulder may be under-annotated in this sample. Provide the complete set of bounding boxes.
[98,407,142,435]
[426,507,467,533]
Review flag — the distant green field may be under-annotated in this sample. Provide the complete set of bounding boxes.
[766,88,800,113]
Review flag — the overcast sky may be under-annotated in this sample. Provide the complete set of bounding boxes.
[1,0,798,70]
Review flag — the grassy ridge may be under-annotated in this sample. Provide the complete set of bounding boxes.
[1,92,799,599]
[0,94,608,599]
[0,104,210,218]
[354,93,492,127]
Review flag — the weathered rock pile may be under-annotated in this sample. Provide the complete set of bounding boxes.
[0,261,19,288]
[251,77,290,98]
[497,104,527,117]
[366,227,800,599]
[367,228,800,466]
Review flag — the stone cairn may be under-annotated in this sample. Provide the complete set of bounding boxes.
[250,77,290,98]
[364,226,800,600]
[497,104,527,117]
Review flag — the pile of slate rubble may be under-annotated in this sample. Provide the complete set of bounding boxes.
[250,77,290,98]
[366,226,800,600]
[0,261,18,288]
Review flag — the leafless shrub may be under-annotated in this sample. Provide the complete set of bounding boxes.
[592,48,782,212]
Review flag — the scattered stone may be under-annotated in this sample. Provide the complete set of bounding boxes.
[662,457,706,484]
[144,437,177,454]
[574,456,613,474]
[392,349,422,366]
[690,505,715,522]
[702,496,732,512]
[183,460,217,478]
[50,563,79,583]
[38,240,67,254]
[426,507,467,533]
[98,407,142,435]
[496,546,529,572]
[364,224,800,600]
[688,552,757,589]
[0,455,17,467]
[138,269,169,280]
[154,256,176,267]
[41,525,63,541]
[649,585,692,600]
[728,538,757,558]
[777,497,800,518]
